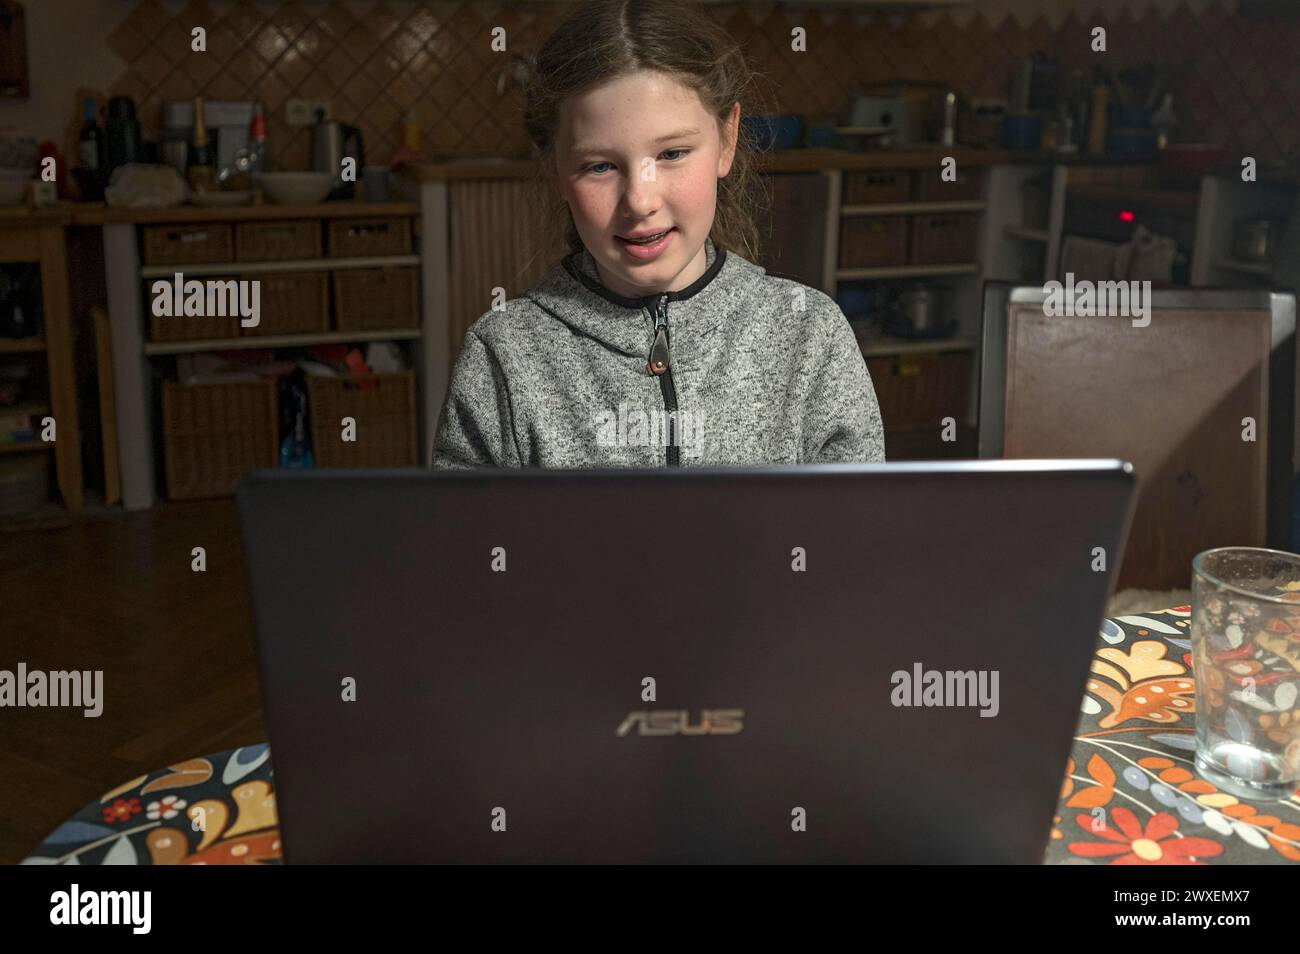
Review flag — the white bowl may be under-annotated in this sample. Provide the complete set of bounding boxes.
[254,172,333,205]
[0,169,31,206]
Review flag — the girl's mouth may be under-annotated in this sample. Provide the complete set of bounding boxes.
[616,227,676,260]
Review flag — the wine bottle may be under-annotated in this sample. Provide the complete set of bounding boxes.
[187,97,216,193]
[77,97,105,201]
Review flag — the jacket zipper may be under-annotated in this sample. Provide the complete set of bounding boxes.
[645,293,680,467]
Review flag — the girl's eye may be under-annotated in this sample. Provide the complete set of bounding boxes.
[584,149,690,175]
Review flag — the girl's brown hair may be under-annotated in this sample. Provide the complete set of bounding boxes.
[521,0,773,277]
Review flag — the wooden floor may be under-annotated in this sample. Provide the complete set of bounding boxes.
[0,498,264,864]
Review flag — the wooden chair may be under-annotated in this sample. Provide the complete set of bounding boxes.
[979,286,1296,589]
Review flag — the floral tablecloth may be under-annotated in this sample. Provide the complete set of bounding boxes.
[22,606,1300,865]
[21,745,279,865]
[1044,605,1300,864]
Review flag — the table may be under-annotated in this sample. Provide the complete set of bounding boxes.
[1044,604,1299,864]
[22,605,1300,865]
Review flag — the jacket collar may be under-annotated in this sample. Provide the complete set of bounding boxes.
[525,237,756,359]
[564,236,725,307]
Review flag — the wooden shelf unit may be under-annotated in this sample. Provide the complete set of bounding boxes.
[1003,225,1049,243]
[855,335,977,358]
[817,165,990,437]
[1192,174,1297,287]
[1215,257,1273,276]
[139,254,420,279]
[74,200,418,225]
[1065,182,1200,213]
[835,263,980,280]
[102,202,433,509]
[144,327,421,356]
[0,208,82,511]
[0,440,54,455]
[841,200,986,216]
[0,336,46,353]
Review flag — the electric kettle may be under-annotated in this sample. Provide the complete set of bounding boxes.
[311,110,366,200]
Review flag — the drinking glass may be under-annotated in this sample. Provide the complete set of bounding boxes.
[1191,547,1300,800]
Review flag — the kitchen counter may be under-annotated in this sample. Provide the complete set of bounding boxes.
[0,205,75,226]
[3,201,420,226]
[1211,164,1300,186]
[999,150,1161,165]
[65,200,418,225]
[398,147,1013,181]
[758,146,1011,172]
[395,147,1269,182]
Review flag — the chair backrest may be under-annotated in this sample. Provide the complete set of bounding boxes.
[982,287,1296,589]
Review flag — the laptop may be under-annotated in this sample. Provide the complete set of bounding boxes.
[237,460,1135,863]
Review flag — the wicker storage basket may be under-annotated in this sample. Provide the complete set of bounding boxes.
[916,168,983,202]
[327,217,412,257]
[843,170,911,205]
[866,351,972,433]
[307,372,417,468]
[839,216,909,269]
[162,378,278,499]
[147,276,243,342]
[235,219,322,261]
[331,267,419,331]
[240,271,329,337]
[142,223,233,266]
[909,213,978,265]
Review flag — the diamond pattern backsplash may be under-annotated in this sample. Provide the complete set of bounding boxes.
[102,0,1297,170]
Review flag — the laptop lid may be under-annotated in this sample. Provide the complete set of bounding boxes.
[237,460,1135,863]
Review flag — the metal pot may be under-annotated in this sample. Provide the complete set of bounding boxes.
[894,285,945,335]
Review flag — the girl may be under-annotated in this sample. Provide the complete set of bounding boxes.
[433,0,885,469]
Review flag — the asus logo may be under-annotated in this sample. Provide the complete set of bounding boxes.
[615,709,744,737]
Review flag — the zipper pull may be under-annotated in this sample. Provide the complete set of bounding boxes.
[646,294,670,375]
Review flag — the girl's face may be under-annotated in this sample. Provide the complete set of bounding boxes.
[551,70,739,299]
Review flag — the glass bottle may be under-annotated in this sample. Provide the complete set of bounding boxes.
[76,97,106,201]
[186,97,216,193]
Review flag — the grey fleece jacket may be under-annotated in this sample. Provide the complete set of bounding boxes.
[432,237,886,469]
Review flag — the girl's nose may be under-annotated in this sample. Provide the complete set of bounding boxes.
[623,161,662,204]
[622,185,660,217]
